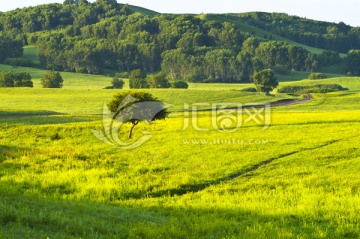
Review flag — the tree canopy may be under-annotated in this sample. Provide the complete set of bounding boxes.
[107,91,169,138]
[41,70,64,88]
[253,69,279,94]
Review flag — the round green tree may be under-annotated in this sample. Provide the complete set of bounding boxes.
[111,78,125,89]
[129,69,148,89]
[253,69,278,95]
[146,72,170,88]
[41,70,64,88]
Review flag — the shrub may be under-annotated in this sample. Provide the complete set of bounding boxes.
[111,78,125,89]
[129,69,148,89]
[41,70,64,88]
[171,81,189,89]
[20,80,34,88]
[240,87,257,92]
[0,71,33,88]
[253,69,278,94]
[4,58,35,67]
[0,72,14,87]
[147,72,170,88]
[278,84,347,94]
[76,67,88,74]
[309,72,327,80]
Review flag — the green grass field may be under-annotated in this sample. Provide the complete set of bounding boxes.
[1,47,360,238]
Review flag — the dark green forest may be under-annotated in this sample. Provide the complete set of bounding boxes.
[1,0,360,82]
[235,12,360,53]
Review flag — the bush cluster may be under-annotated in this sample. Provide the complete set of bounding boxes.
[278,84,347,94]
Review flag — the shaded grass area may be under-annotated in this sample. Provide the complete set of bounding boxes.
[22,46,40,65]
[2,191,347,239]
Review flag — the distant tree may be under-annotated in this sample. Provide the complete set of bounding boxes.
[253,69,278,95]
[0,36,23,63]
[0,72,33,88]
[318,50,341,66]
[14,72,33,87]
[305,54,319,72]
[146,72,170,88]
[129,69,148,89]
[107,91,169,138]
[0,72,15,87]
[41,70,64,88]
[347,50,360,75]
[111,78,125,89]
[241,37,259,55]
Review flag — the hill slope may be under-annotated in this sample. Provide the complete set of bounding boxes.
[1,2,358,80]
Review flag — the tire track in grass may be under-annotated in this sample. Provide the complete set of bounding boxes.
[133,137,354,199]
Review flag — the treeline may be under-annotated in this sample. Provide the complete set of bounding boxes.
[0,72,33,87]
[161,39,317,82]
[0,34,23,63]
[1,1,359,80]
[236,12,360,53]
[32,8,319,82]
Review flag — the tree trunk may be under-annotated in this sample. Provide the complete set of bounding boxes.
[128,121,139,139]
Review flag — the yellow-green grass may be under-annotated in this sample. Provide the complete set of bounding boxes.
[0,108,359,238]
[0,64,115,90]
[1,71,360,238]
[0,87,292,115]
[273,77,360,111]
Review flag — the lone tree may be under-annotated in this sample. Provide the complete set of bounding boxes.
[41,70,63,88]
[111,78,125,89]
[107,91,169,138]
[129,69,148,89]
[146,72,170,88]
[253,69,278,95]
[347,49,360,75]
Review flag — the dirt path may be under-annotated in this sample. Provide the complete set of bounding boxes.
[270,93,313,107]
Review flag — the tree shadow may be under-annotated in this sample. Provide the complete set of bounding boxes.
[0,110,94,125]
[0,110,61,118]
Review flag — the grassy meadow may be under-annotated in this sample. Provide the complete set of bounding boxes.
[1,47,360,238]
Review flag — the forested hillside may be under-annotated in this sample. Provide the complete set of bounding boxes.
[1,0,360,82]
[235,12,360,53]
